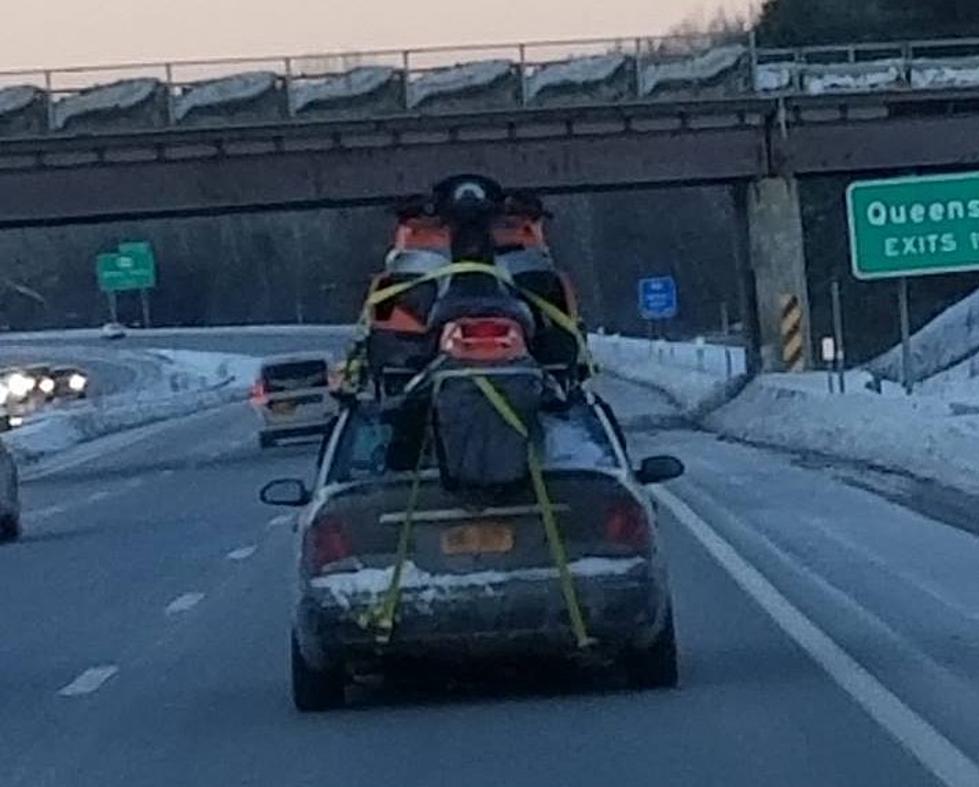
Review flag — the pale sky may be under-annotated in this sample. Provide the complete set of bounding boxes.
[0,0,757,71]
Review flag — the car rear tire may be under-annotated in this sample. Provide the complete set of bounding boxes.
[625,606,679,690]
[291,634,346,712]
[0,515,21,542]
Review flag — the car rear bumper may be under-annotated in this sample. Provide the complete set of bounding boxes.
[295,562,668,667]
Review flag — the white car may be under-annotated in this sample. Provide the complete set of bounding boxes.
[252,354,334,449]
[0,439,20,541]
[100,322,127,340]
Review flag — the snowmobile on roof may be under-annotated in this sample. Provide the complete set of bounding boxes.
[362,175,588,399]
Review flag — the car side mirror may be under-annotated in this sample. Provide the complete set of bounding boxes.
[636,456,684,484]
[260,478,311,507]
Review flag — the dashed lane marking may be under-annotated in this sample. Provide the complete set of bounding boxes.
[226,545,257,561]
[57,665,119,697]
[267,514,293,530]
[164,592,205,615]
[653,485,979,787]
[87,490,111,502]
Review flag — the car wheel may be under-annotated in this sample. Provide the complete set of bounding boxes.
[291,634,345,712]
[625,606,679,690]
[0,515,21,542]
[259,433,276,450]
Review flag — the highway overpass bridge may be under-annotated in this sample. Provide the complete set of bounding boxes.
[4,35,979,369]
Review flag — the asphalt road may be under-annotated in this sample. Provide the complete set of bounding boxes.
[2,342,978,786]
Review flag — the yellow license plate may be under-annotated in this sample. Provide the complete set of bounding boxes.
[441,523,514,555]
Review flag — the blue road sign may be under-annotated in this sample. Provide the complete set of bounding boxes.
[638,276,678,320]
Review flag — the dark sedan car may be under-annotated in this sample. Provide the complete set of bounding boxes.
[262,393,683,711]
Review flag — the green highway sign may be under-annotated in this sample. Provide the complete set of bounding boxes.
[847,172,979,280]
[96,248,157,292]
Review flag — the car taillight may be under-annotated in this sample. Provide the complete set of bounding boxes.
[250,381,267,405]
[604,500,650,552]
[303,515,352,574]
[440,318,528,362]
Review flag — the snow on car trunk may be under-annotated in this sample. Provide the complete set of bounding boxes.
[311,557,646,612]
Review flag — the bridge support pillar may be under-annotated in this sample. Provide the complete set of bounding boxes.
[744,176,812,372]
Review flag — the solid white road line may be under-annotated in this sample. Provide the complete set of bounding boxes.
[164,592,205,615]
[57,665,119,697]
[226,545,257,561]
[653,486,979,787]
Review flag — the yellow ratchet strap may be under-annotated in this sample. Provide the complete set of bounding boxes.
[472,375,594,649]
[357,414,430,643]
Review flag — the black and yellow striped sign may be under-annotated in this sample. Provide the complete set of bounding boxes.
[780,294,805,372]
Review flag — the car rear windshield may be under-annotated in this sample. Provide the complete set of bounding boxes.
[262,360,328,392]
[328,402,619,483]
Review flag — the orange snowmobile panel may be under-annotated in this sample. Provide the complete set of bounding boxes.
[491,216,546,249]
[394,217,451,252]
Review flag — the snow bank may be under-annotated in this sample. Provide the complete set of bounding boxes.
[311,557,645,611]
[804,60,904,95]
[589,333,746,414]
[0,324,356,342]
[409,59,512,107]
[0,85,41,116]
[5,348,260,465]
[527,54,627,98]
[175,71,277,121]
[642,44,745,95]
[292,66,397,113]
[912,57,979,89]
[53,78,161,130]
[869,286,979,384]
[706,374,979,496]
[754,60,905,94]
[755,55,979,96]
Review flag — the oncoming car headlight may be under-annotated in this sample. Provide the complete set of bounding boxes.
[6,372,35,399]
[68,373,88,393]
[39,376,56,395]
[0,382,8,406]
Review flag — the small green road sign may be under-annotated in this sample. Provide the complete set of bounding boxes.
[96,250,156,292]
[847,172,979,280]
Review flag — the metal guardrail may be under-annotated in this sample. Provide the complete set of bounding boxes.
[2,33,979,133]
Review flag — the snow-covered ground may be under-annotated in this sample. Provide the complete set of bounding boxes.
[589,333,746,413]
[4,347,261,465]
[595,330,979,497]
[0,324,354,342]
[870,286,979,384]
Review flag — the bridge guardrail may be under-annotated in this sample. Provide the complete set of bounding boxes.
[3,33,979,136]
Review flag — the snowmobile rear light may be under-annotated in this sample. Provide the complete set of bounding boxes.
[440,318,528,362]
